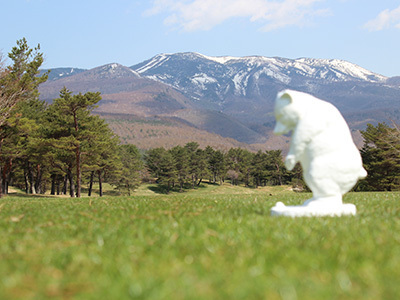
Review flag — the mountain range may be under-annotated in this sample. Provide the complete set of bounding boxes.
[39,52,400,150]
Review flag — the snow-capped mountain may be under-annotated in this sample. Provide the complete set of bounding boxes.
[131,52,395,126]
[132,52,386,101]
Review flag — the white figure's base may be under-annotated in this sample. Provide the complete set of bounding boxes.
[271,200,356,217]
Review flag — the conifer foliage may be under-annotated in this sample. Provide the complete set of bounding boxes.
[359,122,400,191]
[144,144,295,193]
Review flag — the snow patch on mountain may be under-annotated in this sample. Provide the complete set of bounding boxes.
[292,58,387,82]
[198,53,243,64]
[233,71,250,95]
[136,54,171,74]
[191,73,218,89]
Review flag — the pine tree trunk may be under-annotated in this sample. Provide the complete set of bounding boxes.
[3,179,8,195]
[50,174,56,195]
[0,172,2,199]
[72,110,82,198]
[2,163,8,195]
[98,171,103,197]
[67,168,75,197]
[23,169,29,194]
[27,162,36,194]
[2,170,7,195]
[56,178,61,195]
[62,175,68,195]
[76,145,81,198]
[127,184,131,196]
[35,164,42,194]
[0,139,3,199]
[88,171,94,196]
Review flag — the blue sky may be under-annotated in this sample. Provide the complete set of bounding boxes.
[1,0,400,77]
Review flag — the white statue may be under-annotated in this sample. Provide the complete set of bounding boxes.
[271,89,367,217]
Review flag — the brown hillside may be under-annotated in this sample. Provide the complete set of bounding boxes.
[39,64,193,117]
[98,113,271,151]
[163,108,267,144]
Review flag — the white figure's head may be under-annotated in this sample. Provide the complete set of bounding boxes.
[273,90,301,135]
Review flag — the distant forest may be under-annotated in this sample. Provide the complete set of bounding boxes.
[1,39,399,198]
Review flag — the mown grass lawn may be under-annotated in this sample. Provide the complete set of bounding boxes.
[0,184,399,300]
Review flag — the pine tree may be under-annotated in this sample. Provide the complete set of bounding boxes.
[50,88,101,197]
[170,145,190,192]
[265,150,285,186]
[251,150,268,187]
[225,148,253,186]
[146,147,177,192]
[83,116,121,196]
[0,39,47,197]
[206,146,225,184]
[113,144,143,196]
[0,38,48,127]
[158,150,177,193]
[359,123,400,191]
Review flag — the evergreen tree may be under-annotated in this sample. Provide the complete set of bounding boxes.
[9,99,49,194]
[206,146,225,184]
[0,38,48,127]
[158,150,177,193]
[0,38,47,197]
[184,142,209,188]
[193,148,210,187]
[225,148,253,186]
[170,145,190,191]
[50,88,102,197]
[251,150,269,187]
[146,147,177,192]
[145,147,168,180]
[265,150,285,186]
[359,123,400,191]
[113,144,143,196]
[83,116,121,196]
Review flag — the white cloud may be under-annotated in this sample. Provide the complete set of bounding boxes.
[146,0,329,32]
[364,5,400,31]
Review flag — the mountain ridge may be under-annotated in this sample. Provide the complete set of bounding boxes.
[39,53,400,149]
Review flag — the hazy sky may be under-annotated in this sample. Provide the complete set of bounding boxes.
[1,0,400,77]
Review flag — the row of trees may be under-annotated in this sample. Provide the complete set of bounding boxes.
[145,121,400,193]
[145,143,303,192]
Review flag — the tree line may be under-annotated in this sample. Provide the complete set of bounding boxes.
[145,143,304,193]
[143,121,400,193]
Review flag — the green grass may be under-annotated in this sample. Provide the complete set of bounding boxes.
[0,184,399,299]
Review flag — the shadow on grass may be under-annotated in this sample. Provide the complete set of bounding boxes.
[5,192,60,199]
[147,185,172,194]
[5,189,122,199]
[147,182,218,194]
